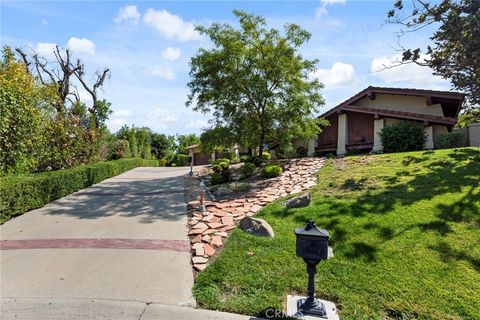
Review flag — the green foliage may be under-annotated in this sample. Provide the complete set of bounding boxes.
[0,46,113,174]
[0,158,159,223]
[169,154,191,167]
[0,47,50,173]
[115,126,154,159]
[200,127,235,153]
[379,121,427,152]
[187,10,327,155]
[193,148,480,319]
[212,164,223,173]
[435,132,467,149]
[261,164,283,178]
[296,146,308,157]
[261,152,271,161]
[241,162,256,177]
[457,107,480,128]
[212,158,231,166]
[151,133,175,160]
[108,139,131,160]
[176,133,200,154]
[387,0,480,106]
[210,173,226,185]
[240,154,252,163]
[219,161,229,170]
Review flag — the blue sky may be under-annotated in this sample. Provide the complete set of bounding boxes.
[1,0,450,135]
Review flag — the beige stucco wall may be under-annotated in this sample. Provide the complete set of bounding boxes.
[384,117,401,127]
[433,125,449,142]
[356,94,444,117]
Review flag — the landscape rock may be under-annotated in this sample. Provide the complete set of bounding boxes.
[239,217,274,237]
[285,192,311,208]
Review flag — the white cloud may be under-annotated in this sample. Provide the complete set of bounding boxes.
[114,109,135,118]
[162,47,181,61]
[315,0,347,19]
[370,54,449,89]
[143,9,202,41]
[35,42,57,58]
[41,19,48,26]
[107,118,127,132]
[186,119,208,129]
[148,108,178,122]
[311,62,357,89]
[114,5,140,25]
[66,37,96,55]
[149,66,176,80]
[321,0,346,4]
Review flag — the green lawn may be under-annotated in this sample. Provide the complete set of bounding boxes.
[193,148,480,319]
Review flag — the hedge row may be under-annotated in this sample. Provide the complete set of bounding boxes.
[0,158,159,223]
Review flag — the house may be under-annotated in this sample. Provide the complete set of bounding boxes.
[186,144,249,166]
[315,86,465,155]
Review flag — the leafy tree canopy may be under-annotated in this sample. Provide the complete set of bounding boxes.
[387,0,480,109]
[176,133,201,154]
[186,10,327,155]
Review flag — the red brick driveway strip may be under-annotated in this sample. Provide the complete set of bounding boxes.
[0,239,190,252]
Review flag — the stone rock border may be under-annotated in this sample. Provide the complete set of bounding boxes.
[187,157,326,272]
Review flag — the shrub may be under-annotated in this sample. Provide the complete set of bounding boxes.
[261,152,271,161]
[246,156,264,167]
[108,139,131,160]
[230,156,240,164]
[296,146,308,157]
[261,164,283,178]
[212,158,231,166]
[169,154,191,167]
[210,173,226,185]
[212,164,223,173]
[240,154,252,163]
[242,162,256,177]
[379,121,427,152]
[219,161,229,170]
[435,132,466,149]
[0,158,159,223]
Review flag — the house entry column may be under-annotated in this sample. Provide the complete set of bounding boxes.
[337,113,347,155]
[424,125,434,149]
[372,117,384,153]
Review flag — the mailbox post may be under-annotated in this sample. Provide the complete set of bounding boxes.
[295,220,330,317]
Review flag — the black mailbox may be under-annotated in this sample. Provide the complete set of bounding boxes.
[295,220,329,261]
[294,220,330,317]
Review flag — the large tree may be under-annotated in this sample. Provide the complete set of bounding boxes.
[387,0,480,109]
[186,10,326,155]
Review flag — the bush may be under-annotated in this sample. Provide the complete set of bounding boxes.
[240,154,252,163]
[296,146,308,157]
[246,156,264,167]
[261,164,283,178]
[210,173,226,185]
[169,154,191,167]
[219,161,229,170]
[230,156,240,164]
[242,162,256,177]
[261,152,271,161]
[212,164,223,173]
[212,158,231,166]
[108,139,131,160]
[379,121,427,152]
[435,132,466,149]
[0,158,159,223]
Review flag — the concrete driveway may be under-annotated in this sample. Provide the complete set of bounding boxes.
[0,167,215,319]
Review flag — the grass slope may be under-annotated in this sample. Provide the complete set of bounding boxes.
[193,148,480,319]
